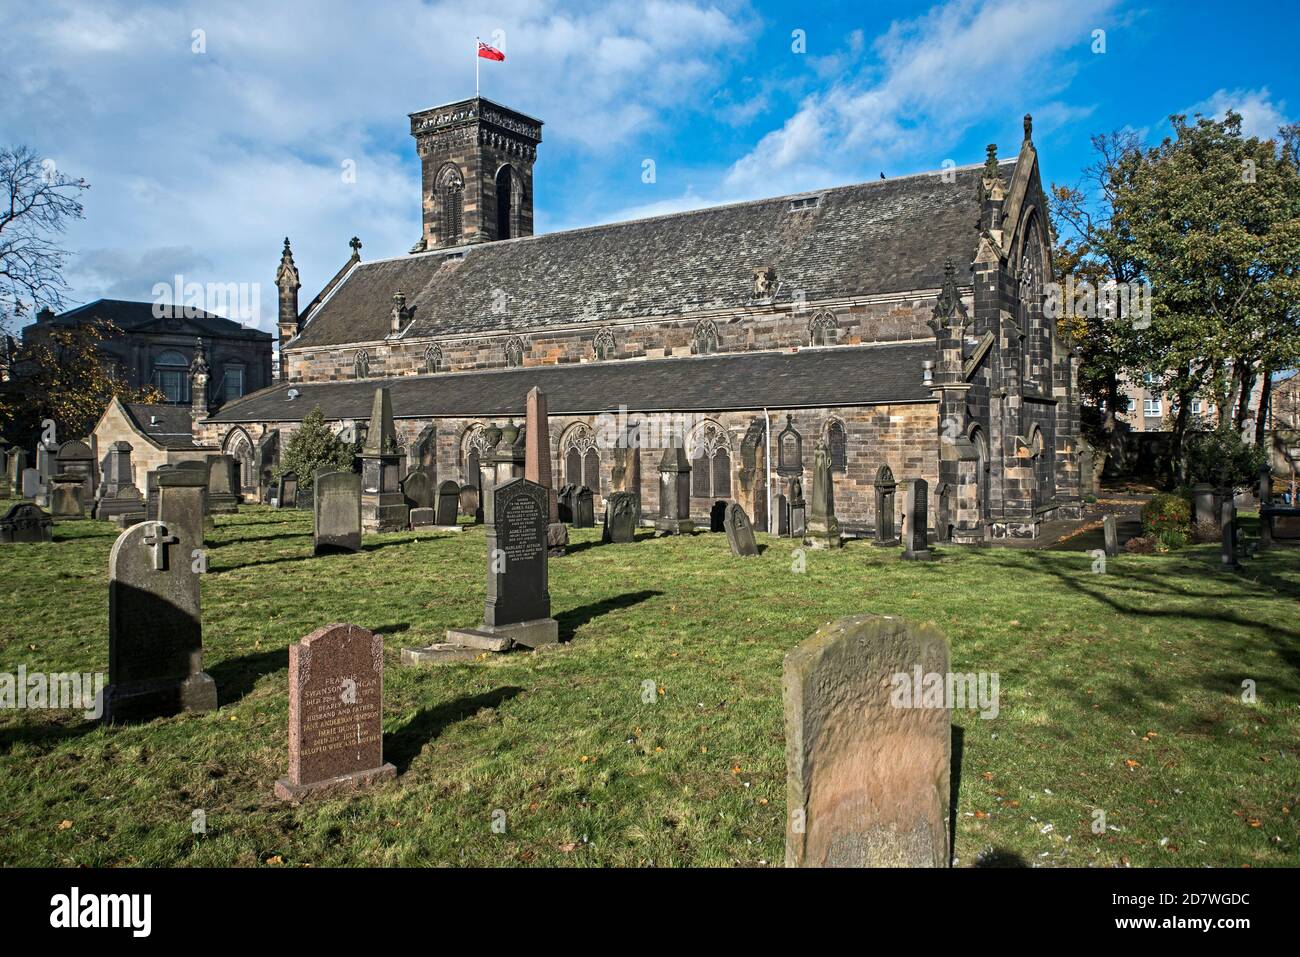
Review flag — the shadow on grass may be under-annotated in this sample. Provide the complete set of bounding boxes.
[207,532,312,548]
[210,647,289,706]
[386,685,523,773]
[555,589,663,642]
[0,718,101,755]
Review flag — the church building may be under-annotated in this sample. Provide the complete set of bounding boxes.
[200,97,1082,541]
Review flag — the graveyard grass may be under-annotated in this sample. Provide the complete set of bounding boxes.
[1,502,1297,868]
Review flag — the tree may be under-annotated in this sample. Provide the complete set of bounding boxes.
[1,318,164,441]
[278,405,356,490]
[0,145,90,336]
[1117,111,1300,480]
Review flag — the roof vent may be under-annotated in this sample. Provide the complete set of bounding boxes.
[789,196,821,212]
[150,415,160,426]
[286,388,300,401]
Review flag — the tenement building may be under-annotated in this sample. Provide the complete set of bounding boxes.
[201,97,1081,541]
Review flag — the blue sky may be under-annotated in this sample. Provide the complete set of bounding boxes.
[1,0,1295,331]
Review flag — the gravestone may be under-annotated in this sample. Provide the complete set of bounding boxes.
[934,483,953,544]
[407,477,558,661]
[255,430,280,503]
[0,503,53,543]
[1103,514,1119,557]
[459,484,479,519]
[206,455,240,514]
[95,442,144,521]
[103,520,217,723]
[274,623,396,802]
[573,486,595,528]
[48,473,85,520]
[789,478,806,538]
[1191,483,1216,526]
[899,479,934,560]
[313,470,362,554]
[0,448,8,497]
[602,490,637,543]
[95,484,146,524]
[155,470,207,548]
[435,480,461,527]
[783,614,951,867]
[360,387,408,532]
[775,493,789,536]
[557,484,575,523]
[1258,464,1274,550]
[409,507,436,529]
[1220,500,1240,572]
[805,442,842,549]
[724,502,759,557]
[709,500,727,532]
[1078,445,1096,496]
[21,468,41,500]
[873,465,899,546]
[56,439,96,503]
[6,447,24,492]
[524,388,566,555]
[655,446,694,535]
[278,471,299,509]
[401,469,435,511]
[36,443,55,483]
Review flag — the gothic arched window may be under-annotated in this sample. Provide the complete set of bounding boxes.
[688,421,731,498]
[593,327,616,361]
[692,319,719,355]
[504,337,524,368]
[425,344,443,373]
[825,419,847,473]
[809,311,838,346]
[461,424,490,487]
[353,349,369,379]
[438,164,465,245]
[561,424,598,490]
[495,165,514,240]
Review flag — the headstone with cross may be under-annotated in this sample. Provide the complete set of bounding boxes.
[103,520,216,723]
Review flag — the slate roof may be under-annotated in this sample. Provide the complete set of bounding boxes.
[124,403,205,449]
[290,161,1011,348]
[207,341,935,423]
[49,299,272,340]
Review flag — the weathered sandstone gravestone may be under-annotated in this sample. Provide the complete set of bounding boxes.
[206,454,241,514]
[6,446,25,492]
[94,442,144,521]
[0,502,53,543]
[404,477,558,663]
[435,480,461,528]
[573,486,595,528]
[0,447,9,497]
[602,490,637,543]
[724,501,759,556]
[103,520,217,723]
[655,446,694,536]
[360,387,408,532]
[459,483,479,519]
[1220,500,1240,572]
[48,473,86,520]
[789,478,806,538]
[401,469,434,512]
[274,623,396,802]
[21,467,40,500]
[155,469,207,547]
[313,470,362,554]
[277,471,298,508]
[804,441,841,549]
[1102,514,1119,557]
[783,614,951,867]
[56,439,97,503]
[899,479,934,561]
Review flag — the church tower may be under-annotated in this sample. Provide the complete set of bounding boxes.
[409,97,542,251]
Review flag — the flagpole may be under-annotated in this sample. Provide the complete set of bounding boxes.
[475,36,480,97]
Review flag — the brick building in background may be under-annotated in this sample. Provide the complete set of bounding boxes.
[200,98,1082,541]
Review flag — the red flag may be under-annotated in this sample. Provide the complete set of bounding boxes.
[477,40,505,61]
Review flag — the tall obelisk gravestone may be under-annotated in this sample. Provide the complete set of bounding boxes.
[360,387,408,533]
[525,386,567,555]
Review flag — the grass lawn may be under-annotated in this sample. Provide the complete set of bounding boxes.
[0,501,1297,867]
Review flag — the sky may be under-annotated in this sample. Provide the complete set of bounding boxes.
[1,0,1296,332]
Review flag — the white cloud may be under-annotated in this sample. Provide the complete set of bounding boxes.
[1185,87,1290,140]
[725,0,1118,196]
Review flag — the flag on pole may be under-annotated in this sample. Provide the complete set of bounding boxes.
[477,39,505,61]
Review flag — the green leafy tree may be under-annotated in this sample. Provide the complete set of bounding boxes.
[277,405,355,490]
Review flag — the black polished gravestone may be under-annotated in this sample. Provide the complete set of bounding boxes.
[405,477,559,661]
[277,471,298,508]
[435,480,461,528]
[724,502,759,557]
[573,486,595,528]
[872,464,899,547]
[899,478,935,561]
[557,484,575,523]
[0,502,53,543]
[313,470,362,554]
[602,490,638,543]
[103,520,217,723]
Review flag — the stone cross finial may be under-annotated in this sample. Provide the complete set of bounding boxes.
[983,143,999,178]
[142,525,180,571]
[189,337,208,374]
[350,236,362,257]
[1024,113,1033,142]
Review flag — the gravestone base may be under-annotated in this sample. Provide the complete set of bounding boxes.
[435,524,468,532]
[805,520,842,549]
[110,512,147,529]
[448,617,559,650]
[547,522,568,556]
[400,643,489,665]
[207,494,239,515]
[362,497,409,534]
[655,518,695,536]
[900,545,935,561]
[102,671,217,725]
[408,507,436,530]
[275,762,396,804]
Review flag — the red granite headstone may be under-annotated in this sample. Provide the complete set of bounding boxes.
[274,623,395,802]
